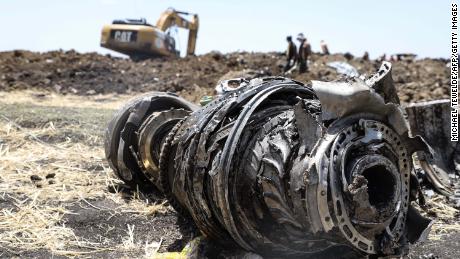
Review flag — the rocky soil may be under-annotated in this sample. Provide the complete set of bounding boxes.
[0,50,450,104]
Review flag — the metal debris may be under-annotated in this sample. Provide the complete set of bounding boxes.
[326,61,359,77]
[405,99,460,196]
[105,63,435,257]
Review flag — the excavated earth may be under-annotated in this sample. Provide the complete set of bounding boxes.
[0,50,457,258]
[0,50,450,103]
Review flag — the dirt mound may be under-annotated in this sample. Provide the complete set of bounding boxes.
[0,50,450,103]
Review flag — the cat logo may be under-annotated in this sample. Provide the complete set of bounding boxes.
[114,31,133,42]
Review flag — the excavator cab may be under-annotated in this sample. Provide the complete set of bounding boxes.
[100,8,198,60]
[164,26,180,56]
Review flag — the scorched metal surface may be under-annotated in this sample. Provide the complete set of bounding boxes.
[105,62,433,258]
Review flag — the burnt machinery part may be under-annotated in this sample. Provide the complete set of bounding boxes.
[104,92,198,188]
[405,99,460,196]
[105,63,432,257]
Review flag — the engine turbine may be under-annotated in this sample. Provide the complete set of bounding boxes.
[105,62,432,257]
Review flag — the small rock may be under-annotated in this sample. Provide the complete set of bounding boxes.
[210,51,223,61]
[54,84,62,93]
[31,93,47,99]
[30,175,42,182]
[45,173,56,179]
[86,89,96,95]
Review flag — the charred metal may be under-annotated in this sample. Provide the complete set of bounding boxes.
[105,62,438,257]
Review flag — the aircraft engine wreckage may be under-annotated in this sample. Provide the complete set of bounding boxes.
[105,62,445,258]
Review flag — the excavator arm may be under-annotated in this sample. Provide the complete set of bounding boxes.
[156,9,199,56]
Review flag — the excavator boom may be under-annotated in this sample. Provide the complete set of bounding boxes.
[156,9,199,56]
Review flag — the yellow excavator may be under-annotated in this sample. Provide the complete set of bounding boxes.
[100,8,199,60]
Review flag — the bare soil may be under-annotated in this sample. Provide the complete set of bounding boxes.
[0,50,450,103]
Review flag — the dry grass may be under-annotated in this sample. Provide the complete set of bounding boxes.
[0,91,169,257]
[0,90,133,110]
[421,195,460,241]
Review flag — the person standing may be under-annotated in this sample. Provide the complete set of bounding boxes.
[320,40,330,55]
[362,51,369,61]
[284,36,297,72]
[297,33,311,73]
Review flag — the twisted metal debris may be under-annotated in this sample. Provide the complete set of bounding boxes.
[405,100,460,196]
[105,62,435,257]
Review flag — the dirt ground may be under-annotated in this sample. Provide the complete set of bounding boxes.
[0,92,199,258]
[0,51,457,258]
[0,50,450,104]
